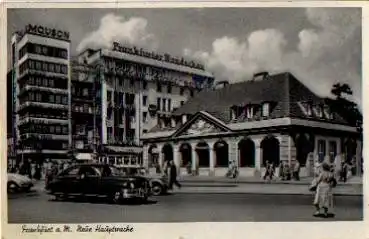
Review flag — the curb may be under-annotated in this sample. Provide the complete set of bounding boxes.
[180,180,362,186]
[173,191,363,196]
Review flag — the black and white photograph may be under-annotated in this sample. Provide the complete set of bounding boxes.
[3,4,364,230]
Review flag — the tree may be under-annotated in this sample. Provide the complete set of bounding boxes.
[327,83,362,132]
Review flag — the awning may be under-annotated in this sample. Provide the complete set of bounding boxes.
[75,153,93,161]
[105,146,143,154]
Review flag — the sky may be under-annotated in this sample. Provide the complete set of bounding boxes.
[7,8,362,106]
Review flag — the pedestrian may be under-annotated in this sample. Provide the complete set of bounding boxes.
[263,161,270,180]
[339,160,347,182]
[293,161,300,181]
[282,161,291,181]
[168,160,181,190]
[278,162,283,180]
[312,162,337,218]
[34,164,41,180]
[186,161,192,175]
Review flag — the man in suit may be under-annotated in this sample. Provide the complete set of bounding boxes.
[168,160,181,190]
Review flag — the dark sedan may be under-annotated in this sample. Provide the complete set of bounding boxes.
[45,164,151,203]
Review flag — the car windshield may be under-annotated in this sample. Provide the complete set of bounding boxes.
[118,167,145,176]
[109,166,123,176]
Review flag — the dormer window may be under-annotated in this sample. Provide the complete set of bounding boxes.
[230,107,237,120]
[313,105,323,118]
[306,103,312,116]
[323,106,333,119]
[182,114,188,124]
[246,106,254,119]
[262,103,270,117]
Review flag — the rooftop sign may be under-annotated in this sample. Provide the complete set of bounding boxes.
[23,24,70,41]
[112,42,205,71]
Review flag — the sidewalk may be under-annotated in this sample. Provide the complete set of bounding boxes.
[179,175,363,186]
[175,183,363,196]
[31,179,362,196]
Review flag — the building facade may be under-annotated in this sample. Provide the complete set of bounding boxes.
[142,72,362,177]
[72,43,214,165]
[10,24,71,164]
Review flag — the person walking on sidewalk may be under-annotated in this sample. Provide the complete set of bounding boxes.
[263,161,274,182]
[168,160,181,190]
[293,161,300,181]
[312,163,337,218]
[339,160,348,182]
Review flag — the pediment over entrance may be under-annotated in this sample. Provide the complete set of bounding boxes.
[173,113,230,138]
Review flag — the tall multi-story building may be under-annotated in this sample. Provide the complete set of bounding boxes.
[74,42,214,165]
[10,24,71,164]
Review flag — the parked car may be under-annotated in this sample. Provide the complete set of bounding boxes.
[45,164,151,203]
[117,165,169,196]
[7,173,34,193]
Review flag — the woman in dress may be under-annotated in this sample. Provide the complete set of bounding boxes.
[313,163,336,217]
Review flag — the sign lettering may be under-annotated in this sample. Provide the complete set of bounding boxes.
[24,24,70,41]
[112,42,205,71]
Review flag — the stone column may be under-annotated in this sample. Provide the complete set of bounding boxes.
[191,142,198,175]
[174,144,181,175]
[254,138,262,177]
[209,143,215,176]
[228,139,238,165]
[279,134,290,165]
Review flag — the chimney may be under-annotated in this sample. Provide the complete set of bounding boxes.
[253,72,269,81]
[214,80,229,89]
[182,114,187,124]
[160,119,165,129]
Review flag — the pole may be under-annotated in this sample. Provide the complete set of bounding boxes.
[93,65,98,161]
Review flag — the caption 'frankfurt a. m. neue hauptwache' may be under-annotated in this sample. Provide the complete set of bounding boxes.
[21,224,135,234]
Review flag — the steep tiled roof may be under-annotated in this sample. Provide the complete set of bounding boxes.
[172,72,349,125]
[147,72,354,134]
[173,72,290,123]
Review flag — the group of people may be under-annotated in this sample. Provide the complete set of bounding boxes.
[8,159,75,184]
[263,161,301,182]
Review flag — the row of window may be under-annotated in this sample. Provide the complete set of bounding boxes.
[156,97,172,112]
[19,139,69,150]
[156,82,194,96]
[73,104,101,114]
[20,92,68,105]
[19,124,69,135]
[20,110,68,120]
[72,87,96,99]
[231,103,271,120]
[301,103,334,119]
[19,43,68,60]
[19,60,68,76]
[106,77,147,90]
[19,75,68,89]
[106,75,195,97]
[107,91,135,105]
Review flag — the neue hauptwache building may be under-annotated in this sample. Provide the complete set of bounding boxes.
[141,72,362,177]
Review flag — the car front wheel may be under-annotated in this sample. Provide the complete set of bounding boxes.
[7,182,19,194]
[151,182,163,196]
[111,189,123,204]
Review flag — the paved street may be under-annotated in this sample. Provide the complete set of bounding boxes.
[8,188,362,223]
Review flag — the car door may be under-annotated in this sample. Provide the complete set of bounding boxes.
[56,166,80,194]
[78,166,101,196]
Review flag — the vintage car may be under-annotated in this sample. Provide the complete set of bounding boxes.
[7,173,34,193]
[45,164,151,203]
[117,165,169,196]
